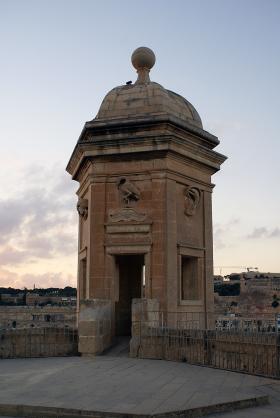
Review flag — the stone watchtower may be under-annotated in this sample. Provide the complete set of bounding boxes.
[67,47,226,355]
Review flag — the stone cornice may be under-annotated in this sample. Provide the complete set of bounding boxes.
[66,116,227,180]
[68,140,226,181]
[84,114,219,144]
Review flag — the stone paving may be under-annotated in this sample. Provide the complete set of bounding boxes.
[210,383,280,418]
[0,355,279,416]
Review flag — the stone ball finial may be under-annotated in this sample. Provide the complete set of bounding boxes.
[131,47,156,71]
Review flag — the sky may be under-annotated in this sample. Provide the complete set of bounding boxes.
[0,0,279,288]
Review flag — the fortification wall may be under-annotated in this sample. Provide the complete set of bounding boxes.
[0,327,78,358]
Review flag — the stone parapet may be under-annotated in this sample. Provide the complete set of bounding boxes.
[78,299,112,356]
[130,298,159,357]
[0,328,77,358]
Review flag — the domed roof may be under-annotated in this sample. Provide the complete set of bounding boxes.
[96,47,203,129]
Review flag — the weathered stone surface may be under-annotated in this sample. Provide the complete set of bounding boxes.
[130,298,160,357]
[67,48,227,355]
[0,328,77,358]
[0,356,275,417]
[78,299,112,355]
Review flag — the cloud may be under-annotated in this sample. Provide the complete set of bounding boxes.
[247,227,268,239]
[247,226,280,239]
[0,266,76,289]
[0,247,30,265]
[0,163,78,270]
[0,196,29,240]
[213,218,240,250]
[0,177,76,241]
[20,272,76,289]
[270,228,280,238]
[213,226,227,249]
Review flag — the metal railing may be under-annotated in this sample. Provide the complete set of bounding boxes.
[133,311,280,378]
[0,307,78,358]
[0,326,78,359]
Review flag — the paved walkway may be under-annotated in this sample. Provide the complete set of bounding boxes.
[209,383,280,418]
[0,355,279,416]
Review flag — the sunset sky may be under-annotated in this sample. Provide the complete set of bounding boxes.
[1,0,279,288]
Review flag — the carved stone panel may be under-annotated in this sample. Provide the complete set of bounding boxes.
[117,177,140,207]
[77,198,88,220]
[108,207,148,223]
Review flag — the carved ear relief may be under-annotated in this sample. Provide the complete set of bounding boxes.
[184,186,201,216]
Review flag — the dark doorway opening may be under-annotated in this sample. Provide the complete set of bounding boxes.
[115,254,144,336]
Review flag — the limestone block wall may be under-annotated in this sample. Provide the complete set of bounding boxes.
[133,323,280,378]
[0,306,76,329]
[74,141,219,344]
[77,171,214,311]
[130,298,160,357]
[0,328,78,359]
[78,299,112,355]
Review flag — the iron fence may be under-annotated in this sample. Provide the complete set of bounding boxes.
[0,326,78,359]
[134,311,280,378]
[0,307,78,358]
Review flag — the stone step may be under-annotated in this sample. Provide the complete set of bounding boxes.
[0,395,269,418]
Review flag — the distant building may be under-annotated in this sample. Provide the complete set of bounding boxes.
[0,293,25,305]
[0,287,77,307]
[214,271,280,329]
[0,306,77,329]
[241,272,280,293]
[213,275,224,284]
[215,315,277,332]
[25,293,76,306]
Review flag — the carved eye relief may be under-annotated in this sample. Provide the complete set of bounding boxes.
[184,186,201,216]
[77,198,88,220]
